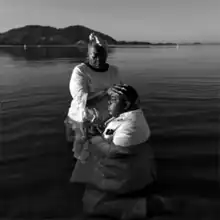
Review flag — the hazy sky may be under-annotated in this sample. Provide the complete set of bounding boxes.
[0,0,219,42]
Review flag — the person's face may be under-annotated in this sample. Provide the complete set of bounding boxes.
[108,95,125,117]
[88,45,107,68]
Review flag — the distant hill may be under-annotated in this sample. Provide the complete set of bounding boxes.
[0,25,205,46]
[0,25,117,45]
[117,41,151,45]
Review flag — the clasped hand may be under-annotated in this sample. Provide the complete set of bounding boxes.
[83,121,105,140]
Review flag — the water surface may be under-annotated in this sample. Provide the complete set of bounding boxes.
[0,45,219,218]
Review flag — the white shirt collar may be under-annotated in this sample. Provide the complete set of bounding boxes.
[104,109,142,126]
[118,109,142,120]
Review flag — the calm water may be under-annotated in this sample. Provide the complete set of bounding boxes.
[0,46,219,217]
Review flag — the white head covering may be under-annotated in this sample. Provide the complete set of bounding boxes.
[89,32,108,55]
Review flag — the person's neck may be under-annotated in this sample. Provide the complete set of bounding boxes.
[86,62,109,72]
[117,106,140,117]
[125,105,140,112]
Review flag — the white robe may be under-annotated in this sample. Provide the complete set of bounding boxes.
[68,63,120,121]
[73,109,155,219]
[91,109,151,148]
[66,63,121,162]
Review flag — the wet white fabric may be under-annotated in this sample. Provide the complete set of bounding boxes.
[67,63,120,162]
[85,109,152,218]
[68,63,120,121]
[91,109,151,148]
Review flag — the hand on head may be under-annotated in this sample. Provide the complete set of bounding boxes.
[107,84,140,117]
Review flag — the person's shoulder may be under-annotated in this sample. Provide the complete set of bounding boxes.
[115,110,150,142]
[130,109,147,124]
[115,115,136,130]
[118,110,146,127]
[73,63,88,72]
[72,63,89,78]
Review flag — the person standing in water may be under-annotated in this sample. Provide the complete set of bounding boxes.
[65,32,121,161]
[64,33,121,215]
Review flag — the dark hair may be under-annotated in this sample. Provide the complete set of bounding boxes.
[122,84,139,104]
[108,84,139,105]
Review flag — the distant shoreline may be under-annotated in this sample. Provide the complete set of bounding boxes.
[0,43,219,48]
[1,25,219,47]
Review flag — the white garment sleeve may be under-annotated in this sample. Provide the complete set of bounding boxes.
[113,122,148,147]
[69,66,89,101]
[90,123,149,158]
[69,66,95,122]
[90,135,127,157]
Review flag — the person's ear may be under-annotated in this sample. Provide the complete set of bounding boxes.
[124,100,131,110]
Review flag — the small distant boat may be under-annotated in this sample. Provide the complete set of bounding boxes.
[176,44,179,50]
